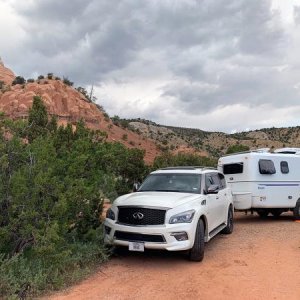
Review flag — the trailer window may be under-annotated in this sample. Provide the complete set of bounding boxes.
[223,163,243,174]
[280,161,289,174]
[259,159,276,175]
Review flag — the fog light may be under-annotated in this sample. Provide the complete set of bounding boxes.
[171,231,188,241]
[104,226,111,235]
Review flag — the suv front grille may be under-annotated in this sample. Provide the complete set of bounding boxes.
[114,231,165,243]
[118,206,166,226]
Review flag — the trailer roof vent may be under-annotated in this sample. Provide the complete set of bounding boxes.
[274,147,300,154]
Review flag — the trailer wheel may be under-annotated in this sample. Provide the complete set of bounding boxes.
[221,206,234,234]
[188,219,205,262]
[294,201,300,220]
[257,209,269,218]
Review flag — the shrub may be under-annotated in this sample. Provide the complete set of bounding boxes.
[0,97,148,298]
[63,77,74,86]
[226,144,250,154]
[47,73,53,79]
[38,75,44,80]
[103,112,110,122]
[153,152,217,170]
[27,78,35,83]
[12,76,25,85]
[76,87,89,99]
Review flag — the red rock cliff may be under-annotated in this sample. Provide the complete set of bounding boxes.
[0,62,159,163]
[0,58,15,85]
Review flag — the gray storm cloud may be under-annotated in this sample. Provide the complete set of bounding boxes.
[2,0,300,131]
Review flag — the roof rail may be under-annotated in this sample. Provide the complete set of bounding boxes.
[192,166,216,170]
[160,167,197,170]
[160,166,216,171]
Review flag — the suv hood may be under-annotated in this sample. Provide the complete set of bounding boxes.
[114,191,202,209]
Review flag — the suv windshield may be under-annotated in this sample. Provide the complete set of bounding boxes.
[138,173,201,194]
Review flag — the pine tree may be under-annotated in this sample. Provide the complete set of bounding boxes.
[27,96,48,142]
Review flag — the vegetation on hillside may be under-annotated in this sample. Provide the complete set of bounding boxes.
[152,152,217,170]
[226,144,250,154]
[0,96,147,298]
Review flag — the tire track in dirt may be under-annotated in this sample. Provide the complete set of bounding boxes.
[47,212,300,300]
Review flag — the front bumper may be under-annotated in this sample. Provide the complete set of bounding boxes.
[104,219,196,251]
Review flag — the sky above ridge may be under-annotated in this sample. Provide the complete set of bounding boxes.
[1,0,300,133]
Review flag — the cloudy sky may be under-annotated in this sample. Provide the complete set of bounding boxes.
[1,0,300,132]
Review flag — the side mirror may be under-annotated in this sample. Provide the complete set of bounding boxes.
[133,182,141,192]
[206,184,219,194]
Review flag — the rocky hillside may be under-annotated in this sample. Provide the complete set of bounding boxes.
[2,60,300,161]
[0,61,159,163]
[125,118,300,157]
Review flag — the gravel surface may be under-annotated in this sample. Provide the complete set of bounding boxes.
[48,212,300,300]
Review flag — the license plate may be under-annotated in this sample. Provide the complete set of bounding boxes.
[128,242,144,252]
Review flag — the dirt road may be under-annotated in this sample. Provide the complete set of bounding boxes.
[49,212,300,300]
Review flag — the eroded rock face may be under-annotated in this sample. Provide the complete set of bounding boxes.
[0,80,106,126]
[0,62,160,163]
[0,59,15,85]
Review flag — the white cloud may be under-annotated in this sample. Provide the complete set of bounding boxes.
[0,1,26,65]
[1,0,300,133]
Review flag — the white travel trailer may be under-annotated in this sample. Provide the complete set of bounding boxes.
[218,148,300,219]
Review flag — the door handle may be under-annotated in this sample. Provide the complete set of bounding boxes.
[216,196,219,199]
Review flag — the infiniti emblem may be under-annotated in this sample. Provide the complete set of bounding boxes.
[132,212,144,220]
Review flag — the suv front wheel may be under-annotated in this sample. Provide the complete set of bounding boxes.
[188,219,205,262]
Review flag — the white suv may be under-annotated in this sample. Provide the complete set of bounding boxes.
[104,167,233,261]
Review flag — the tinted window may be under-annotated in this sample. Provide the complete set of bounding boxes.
[211,173,221,187]
[206,173,221,190]
[223,163,243,174]
[139,173,201,194]
[259,159,276,175]
[218,173,226,189]
[205,174,214,189]
[280,161,289,174]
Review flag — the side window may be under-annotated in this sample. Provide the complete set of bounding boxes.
[223,163,243,174]
[205,175,214,189]
[218,173,226,189]
[211,173,222,189]
[259,159,276,175]
[280,161,289,174]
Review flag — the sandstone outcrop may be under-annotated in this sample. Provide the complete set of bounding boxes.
[0,61,159,163]
[0,58,15,85]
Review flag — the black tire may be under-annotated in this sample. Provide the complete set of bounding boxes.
[189,219,205,262]
[294,201,300,220]
[221,206,234,234]
[270,209,283,218]
[257,209,269,218]
[112,245,128,256]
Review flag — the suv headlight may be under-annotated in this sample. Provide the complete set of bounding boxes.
[169,210,195,224]
[106,208,115,220]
